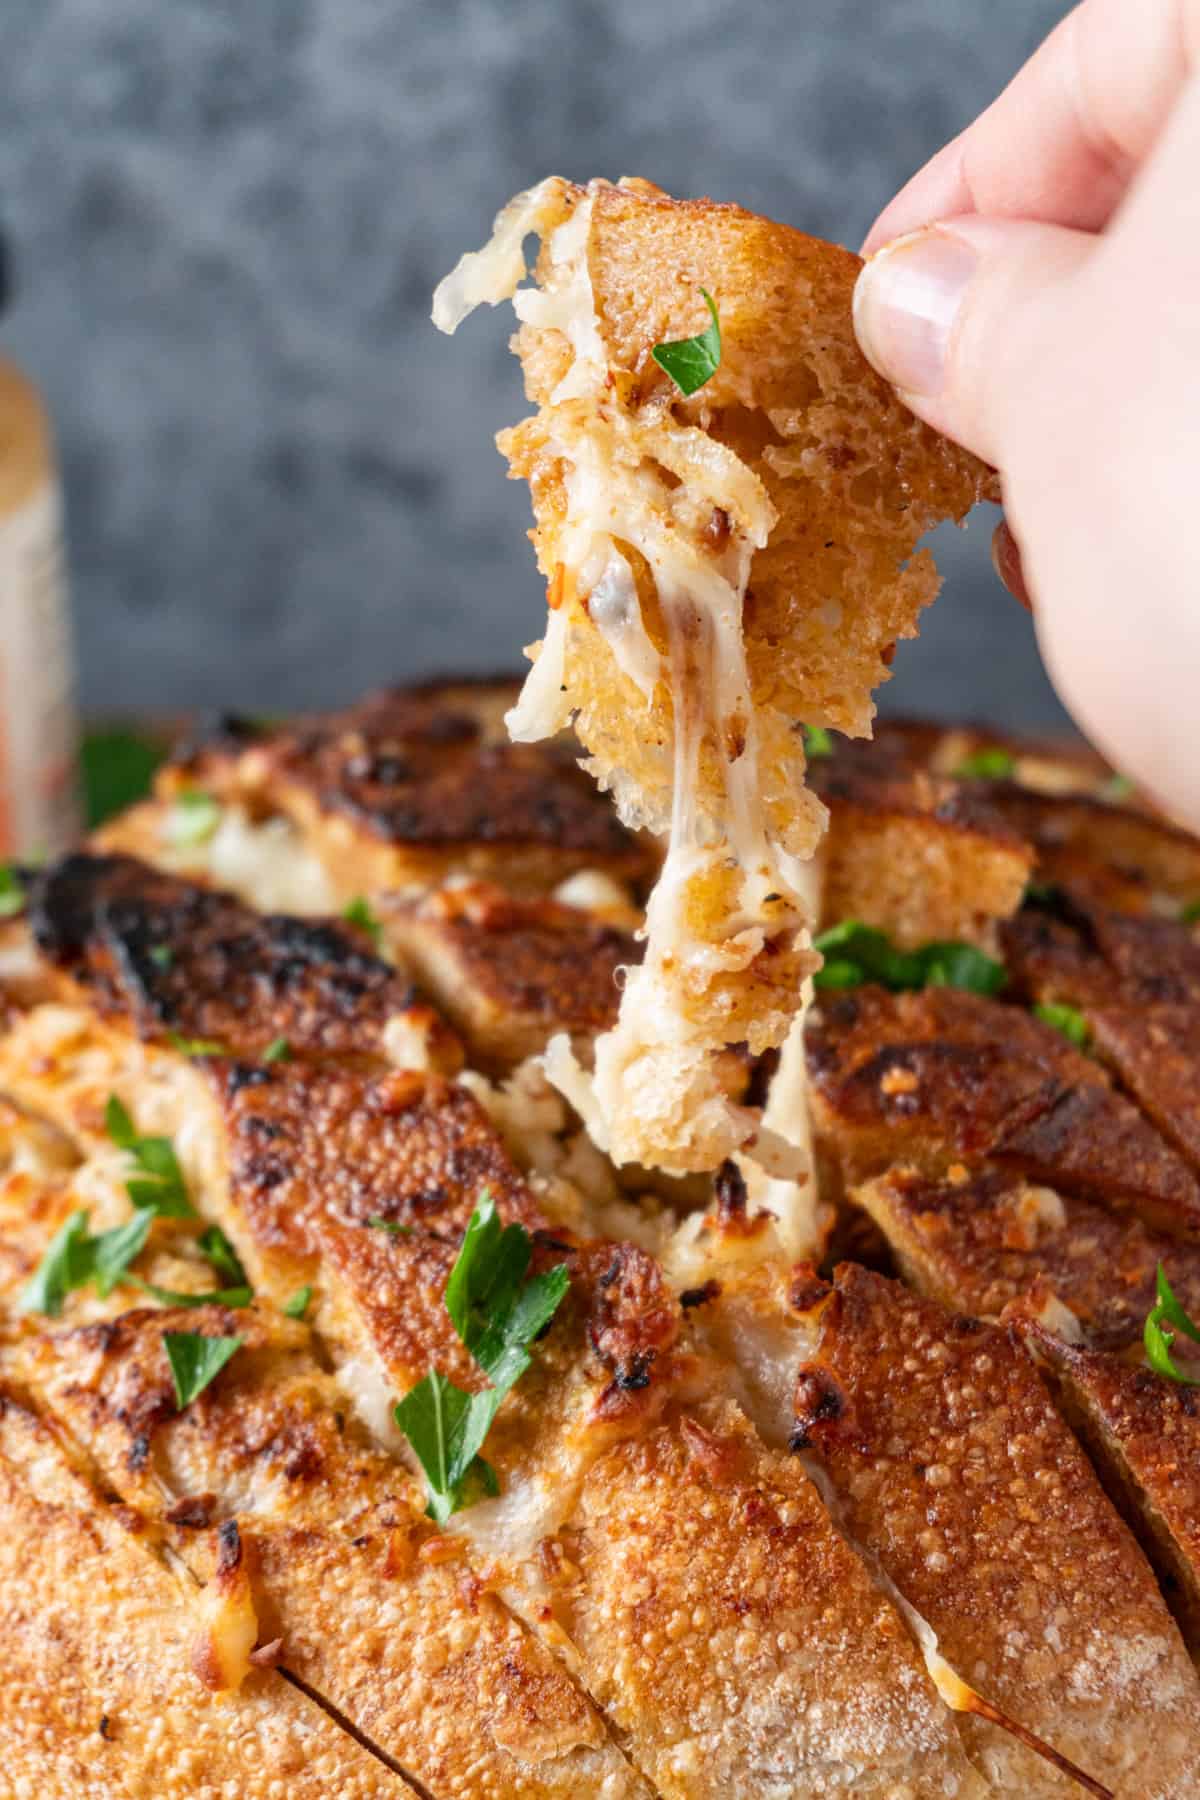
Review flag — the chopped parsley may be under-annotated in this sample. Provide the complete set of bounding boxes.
[812,920,1006,997]
[105,1096,195,1218]
[197,1225,248,1288]
[368,1215,413,1237]
[803,724,834,759]
[1102,772,1134,802]
[0,862,26,919]
[1033,1002,1090,1049]
[131,1276,252,1309]
[166,788,222,848]
[148,944,174,971]
[393,1194,570,1524]
[283,1284,312,1320]
[163,1331,244,1409]
[1144,1266,1200,1386]
[262,1035,292,1064]
[168,1032,228,1059]
[651,288,722,397]
[952,747,1015,781]
[1180,899,1200,926]
[342,896,384,948]
[20,1207,154,1316]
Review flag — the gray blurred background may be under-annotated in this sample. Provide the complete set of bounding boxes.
[3,0,1074,728]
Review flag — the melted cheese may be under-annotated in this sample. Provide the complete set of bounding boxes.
[435,179,819,1177]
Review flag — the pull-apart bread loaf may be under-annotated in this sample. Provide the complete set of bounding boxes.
[7,181,1200,1797]
[434,177,996,1175]
[7,693,1200,1796]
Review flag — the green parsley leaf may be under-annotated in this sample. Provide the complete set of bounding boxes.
[812,920,1005,997]
[90,1210,155,1298]
[148,944,174,971]
[368,1215,413,1237]
[1102,772,1134,801]
[132,1277,252,1309]
[282,1284,312,1320]
[1180,899,1200,926]
[168,1032,228,1059]
[952,747,1016,781]
[1144,1266,1200,1386]
[166,788,222,848]
[197,1225,248,1288]
[651,288,722,397]
[20,1206,155,1314]
[163,1331,244,1409]
[803,724,834,759]
[393,1194,570,1522]
[0,862,27,919]
[20,1210,91,1317]
[1033,1002,1091,1049]
[342,896,383,948]
[81,729,165,827]
[262,1035,292,1064]
[105,1096,195,1218]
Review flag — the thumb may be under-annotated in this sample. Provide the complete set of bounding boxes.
[852,216,1094,469]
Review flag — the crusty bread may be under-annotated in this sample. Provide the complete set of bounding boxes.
[4,701,1200,1792]
[437,178,998,1174]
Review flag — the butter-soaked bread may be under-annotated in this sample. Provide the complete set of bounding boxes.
[449,176,995,843]
[436,177,995,1173]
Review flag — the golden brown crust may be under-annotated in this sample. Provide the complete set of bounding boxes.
[164,685,653,899]
[1021,1324,1200,1656]
[26,851,461,1072]
[0,1390,407,1799]
[381,880,636,1071]
[3,1316,643,1799]
[794,1265,1200,1797]
[807,984,1200,1237]
[812,738,1032,947]
[854,1164,1200,1352]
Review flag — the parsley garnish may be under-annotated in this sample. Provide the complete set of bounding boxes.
[1144,1266,1200,1385]
[368,1215,413,1237]
[812,920,1006,997]
[0,862,26,919]
[197,1225,248,1288]
[132,1277,252,1309]
[148,944,174,971]
[20,1207,154,1316]
[952,747,1015,781]
[1180,899,1200,926]
[20,1211,90,1316]
[651,288,722,397]
[262,1035,292,1064]
[163,1331,244,1409]
[803,724,834,759]
[342,896,383,948]
[1103,772,1134,801]
[1033,1002,1090,1049]
[283,1284,312,1320]
[168,1032,228,1059]
[105,1096,195,1218]
[166,788,222,848]
[393,1194,570,1524]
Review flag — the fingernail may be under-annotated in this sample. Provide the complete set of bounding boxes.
[853,227,978,397]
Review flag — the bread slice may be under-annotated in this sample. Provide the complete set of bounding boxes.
[435,177,996,1174]
[792,1264,1200,1796]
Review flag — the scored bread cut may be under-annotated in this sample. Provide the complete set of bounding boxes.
[435,176,996,1175]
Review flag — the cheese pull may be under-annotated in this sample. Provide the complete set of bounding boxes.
[436,176,995,1173]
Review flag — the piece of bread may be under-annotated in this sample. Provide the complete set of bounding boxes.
[437,178,998,1175]
[6,707,1200,1791]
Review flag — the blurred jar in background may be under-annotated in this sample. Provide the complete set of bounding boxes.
[0,227,80,857]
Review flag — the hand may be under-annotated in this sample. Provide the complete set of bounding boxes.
[852,0,1200,828]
